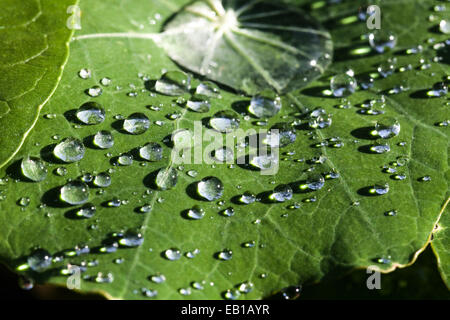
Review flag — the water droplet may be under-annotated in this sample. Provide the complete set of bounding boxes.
[93,130,114,149]
[100,77,112,86]
[264,123,297,148]
[155,167,178,190]
[187,170,198,178]
[18,276,34,290]
[377,58,397,78]
[87,86,103,97]
[155,71,190,96]
[269,184,293,202]
[372,118,401,139]
[239,192,256,205]
[369,183,390,195]
[21,156,47,182]
[384,210,397,217]
[171,129,193,149]
[187,206,205,220]
[197,177,224,201]
[60,181,90,205]
[76,102,105,125]
[78,68,91,79]
[191,282,204,290]
[220,207,235,217]
[238,281,254,294]
[179,288,192,296]
[281,286,302,300]
[118,154,133,166]
[196,82,220,98]
[300,174,325,191]
[140,143,163,161]
[119,231,144,247]
[186,96,211,113]
[164,248,181,261]
[427,82,448,97]
[27,249,52,272]
[76,203,96,218]
[213,147,234,163]
[368,30,397,53]
[330,74,357,97]
[95,272,114,283]
[56,167,68,176]
[209,111,240,133]
[249,154,279,171]
[439,19,450,34]
[150,274,166,284]
[370,143,391,154]
[249,91,282,118]
[218,249,233,261]
[54,138,85,163]
[224,289,240,300]
[93,172,111,188]
[123,113,150,135]
[308,108,332,129]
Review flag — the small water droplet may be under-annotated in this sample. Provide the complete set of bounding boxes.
[78,68,91,79]
[217,249,233,261]
[187,206,205,220]
[76,203,96,218]
[87,86,103,97]
[164,248,181,261]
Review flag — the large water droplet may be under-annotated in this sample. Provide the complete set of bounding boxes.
[60,181,90,205]
[93,172,111,188]
[368,30,397,53]
[249,91,282,118]
[210,111,241,133]
[140,143,163,161]
[155,71,190,96]
[76,102,105,125]
[330,74,357,97]
[123,113,150,135]
[21,156,47,182]
[93,131,114,149]
[197,177,224,201]
[155,167,178,190]
[54,138,85,163]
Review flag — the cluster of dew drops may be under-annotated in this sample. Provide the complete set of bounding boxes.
[3,3,449,299]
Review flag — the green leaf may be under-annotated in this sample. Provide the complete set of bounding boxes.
[0,0,448,300]
[0,0,78,168]
[431,198,450,288]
